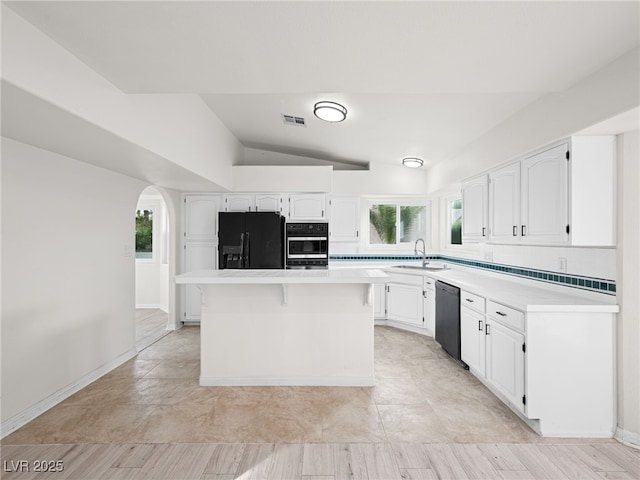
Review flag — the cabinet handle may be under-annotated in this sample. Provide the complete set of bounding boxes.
[465,298,474,303]
[521,225,526,236]
[485,323,490,335]
[482,227,486,236]
[478,320,483,331]
[513,225,518,236]
[496,311,507,317]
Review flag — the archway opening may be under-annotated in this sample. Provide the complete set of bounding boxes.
[134,186,172,350]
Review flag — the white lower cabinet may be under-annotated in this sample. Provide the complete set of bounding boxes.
[485,318,526,415]
[387,283,423,327]
[184,241,217,322]
[460,307,486,376]
[460,292,526,415]
[373,283,386,319]
[423,277,436,336]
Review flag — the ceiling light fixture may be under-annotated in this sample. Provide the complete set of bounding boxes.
[314,101,347,122]
[402,157,424,168]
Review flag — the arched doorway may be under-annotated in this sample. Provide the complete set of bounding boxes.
[134,186,177,350]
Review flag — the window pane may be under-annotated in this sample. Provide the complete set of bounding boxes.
[399,205,426,243]
[369,204,396,244]
[136,209,153,259]
[451,199,462,245]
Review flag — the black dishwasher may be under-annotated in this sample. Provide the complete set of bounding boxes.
[435,280,467,368]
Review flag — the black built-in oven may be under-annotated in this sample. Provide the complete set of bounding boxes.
[285,222,329,268]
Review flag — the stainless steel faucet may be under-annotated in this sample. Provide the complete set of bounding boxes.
[414,238,427,267]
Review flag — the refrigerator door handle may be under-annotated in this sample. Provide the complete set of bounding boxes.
[243,232,250,268]
[238,232,245,267]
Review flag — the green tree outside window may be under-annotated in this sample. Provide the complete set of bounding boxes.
[136,209,153,258]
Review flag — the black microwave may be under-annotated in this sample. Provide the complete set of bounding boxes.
[285,222,329,268]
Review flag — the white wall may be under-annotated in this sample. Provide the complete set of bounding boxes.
[426,48,639,195]
[616,129,640,444]
[334,162,431,196]
[2,5,240,190]
[1,138,147,424]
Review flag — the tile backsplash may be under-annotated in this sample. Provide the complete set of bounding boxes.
[330,248,616,295]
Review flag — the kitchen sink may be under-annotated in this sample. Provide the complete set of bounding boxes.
[392,264,448,271]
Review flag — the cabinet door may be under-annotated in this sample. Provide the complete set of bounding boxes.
[223,195,255,212]
[374,283,386,319]
[485,319,526,414]
[387,283,423,326]
[329,196,360,242]
[289,194,326,220]
[185,195,218,241]
[489,162,520,243]
[461,307,486,376]
[521,144,569,243]
[255,194,284,213]
[184,242,217,321]
[423,286,436,336]
[462,175,488,242]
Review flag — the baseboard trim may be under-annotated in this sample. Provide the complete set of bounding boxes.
[0,347,138,439]
[199,375,375,387]
[136,304,168,313]
[615,426,640,449]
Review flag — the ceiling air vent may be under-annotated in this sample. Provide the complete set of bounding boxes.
[282,114,306,127]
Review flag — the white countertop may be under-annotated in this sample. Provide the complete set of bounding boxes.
[384,265,618,313]
[175,268,388,285]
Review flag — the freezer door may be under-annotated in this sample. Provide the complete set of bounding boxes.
[218,212,246,269]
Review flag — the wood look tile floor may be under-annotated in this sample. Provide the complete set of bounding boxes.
[135,308,170,352]
[2,326,638,479]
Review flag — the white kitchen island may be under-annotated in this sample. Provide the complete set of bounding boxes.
[175,268,387,387]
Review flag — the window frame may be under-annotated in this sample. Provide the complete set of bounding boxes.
[446,195,463,248]
[366,198,431,252]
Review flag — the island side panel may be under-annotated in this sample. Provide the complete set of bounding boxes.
[199,283,374,386]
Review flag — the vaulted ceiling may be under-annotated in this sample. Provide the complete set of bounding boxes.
[4,1,640,171]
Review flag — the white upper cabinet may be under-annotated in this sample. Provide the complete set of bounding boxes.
[288,194,326,221]
[185,195,218,241]
[521,143,569,244]
[489,162,521,243]
[223,194,255,212]
[568,136,616,246]
[329,195,360,242]
[255,194,285,214]
[461,174,488,242]
[467,135,615,246]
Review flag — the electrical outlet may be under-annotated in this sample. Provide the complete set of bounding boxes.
[558,257,567,272]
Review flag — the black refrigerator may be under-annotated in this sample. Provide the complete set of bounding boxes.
[218,212,285,269]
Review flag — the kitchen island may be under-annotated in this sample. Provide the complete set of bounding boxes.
[175,268,387,387]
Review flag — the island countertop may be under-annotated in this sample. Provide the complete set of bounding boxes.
[175,268,388,285]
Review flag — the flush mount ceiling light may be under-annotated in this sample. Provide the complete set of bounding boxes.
[313,101,347,122]
[402,157,424,168]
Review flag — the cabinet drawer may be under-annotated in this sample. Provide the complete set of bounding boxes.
[423,276,436,291]
[486,300,524,333]
[461,290,485,313]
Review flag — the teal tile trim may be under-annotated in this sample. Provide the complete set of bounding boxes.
[329,254,616,295]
